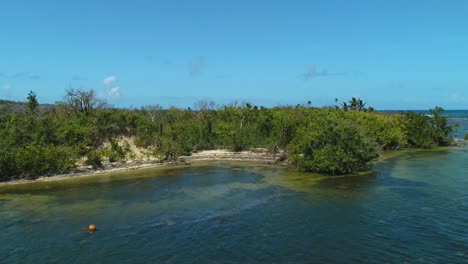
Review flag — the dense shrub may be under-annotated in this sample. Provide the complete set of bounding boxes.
[289,114,377,174]
[403,112,435,148]
[85,150,103,169]
[0,145,76,181]
[108,138,126,162]
[345,111,406,150]
[404,108,453,148]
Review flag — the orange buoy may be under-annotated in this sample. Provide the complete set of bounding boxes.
[89,224,97,231]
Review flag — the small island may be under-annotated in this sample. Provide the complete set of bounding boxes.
[0,89,458,182]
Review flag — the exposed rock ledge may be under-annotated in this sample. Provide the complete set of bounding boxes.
[0,149,286,186]
[179,148,285,164]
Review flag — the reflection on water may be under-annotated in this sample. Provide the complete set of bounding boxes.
[0,149,467,263]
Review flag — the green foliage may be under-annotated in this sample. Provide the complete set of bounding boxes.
[0,145,76,181]
[108,152,120,163]
[404,112,435,148]
[153,139,184,161]
[465,134,468,141]
[289,112,377,174]
[403,108,454,148]
[0,90,459,180]
[85,150,103,169]
[107,138,126,162]
[428,107,453,146]
[26,91,39,115]
[337,97,370,112]
[345,111,406,150]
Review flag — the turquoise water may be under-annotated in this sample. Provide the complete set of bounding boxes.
[1,147,467,263]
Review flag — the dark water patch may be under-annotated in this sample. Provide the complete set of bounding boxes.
[309,174,378,199]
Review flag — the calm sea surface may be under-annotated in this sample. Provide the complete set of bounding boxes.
[384,110,468,139]
[447,110,468,139]
[0,113,467,263]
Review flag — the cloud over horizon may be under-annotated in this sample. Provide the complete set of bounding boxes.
[0,72,40,80]
[103,75,120,99]
[303,65,346,79]
[107,87,121,99]
[103,75,117,86]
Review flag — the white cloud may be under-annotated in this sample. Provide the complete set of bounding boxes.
[107,86,120,99]
[103,75,117,86]
[103,75,121,99]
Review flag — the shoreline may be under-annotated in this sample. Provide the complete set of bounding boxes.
[0,146,461,187]
[0,149,284,187]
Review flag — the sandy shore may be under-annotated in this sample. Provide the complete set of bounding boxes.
[0,149,284,186]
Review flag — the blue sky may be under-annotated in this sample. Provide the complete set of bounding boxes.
[0,0,467,109]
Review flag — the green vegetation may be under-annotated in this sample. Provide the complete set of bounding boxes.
[0,90,457,181]
[85,150,103,169]
[465,134,468,141]
[26,91,39,115]
[289,111,377,174]
[404,108,454,148]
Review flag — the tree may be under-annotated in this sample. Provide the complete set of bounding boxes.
[62,89,106,116]
[214,104,256,151]
[289,115,377,174]
[26,90,39,114]
[338,97,371,112]
[142,105,165,136]
[273,109,296,148]
[85,150,103,169]
[194,100,217,150]
[404,112,436,148]
[428,107,453,145]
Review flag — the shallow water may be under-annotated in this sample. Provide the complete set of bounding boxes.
[1,147,467,263]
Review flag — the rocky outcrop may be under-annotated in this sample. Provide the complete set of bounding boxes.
[179,149,285,164]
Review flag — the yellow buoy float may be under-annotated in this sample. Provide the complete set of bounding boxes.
[89,224,97,232]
